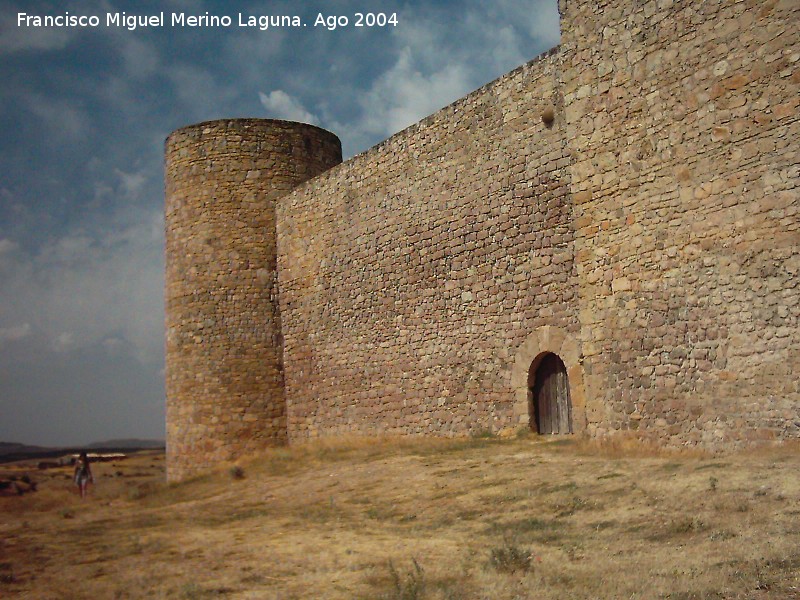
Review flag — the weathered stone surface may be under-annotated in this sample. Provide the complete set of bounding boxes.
[278,49,577,443]
[164,120,342,481]
[560,0,799,448]
[165,1,799,480]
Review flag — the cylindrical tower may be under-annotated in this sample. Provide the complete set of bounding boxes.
[164,119,342,481]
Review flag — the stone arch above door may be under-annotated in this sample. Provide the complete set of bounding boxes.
[511,326,586,433]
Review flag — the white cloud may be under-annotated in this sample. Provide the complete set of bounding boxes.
[502,0,562,44]
[0,238,18,255]
[24,94,89,140]
[259,90,318,125]
[0,208,164,364]
[0,323,31,343]
[325,0,561,156]
[361,47,471,137]
[52,331,74,353]
[0,14,75,54]
[115,169,148,198]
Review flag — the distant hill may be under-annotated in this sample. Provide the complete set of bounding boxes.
[87,439,165,450]
[0,442,68,464]
[0,441,54,457]
[0,439,165,464]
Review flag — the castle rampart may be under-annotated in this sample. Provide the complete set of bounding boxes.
[277,49,583,440]
[165,0,798,480]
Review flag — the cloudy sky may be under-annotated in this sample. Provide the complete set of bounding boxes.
[0,0,560,447]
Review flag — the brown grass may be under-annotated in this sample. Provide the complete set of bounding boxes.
[1,437,799,599]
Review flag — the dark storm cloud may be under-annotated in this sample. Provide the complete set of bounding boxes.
[0,0,560,446]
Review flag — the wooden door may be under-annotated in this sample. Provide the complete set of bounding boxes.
[532,353,572,434]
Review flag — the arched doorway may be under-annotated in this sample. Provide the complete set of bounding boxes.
[528,353,573,434]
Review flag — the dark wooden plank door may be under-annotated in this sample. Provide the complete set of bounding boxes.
[533,353,572,434]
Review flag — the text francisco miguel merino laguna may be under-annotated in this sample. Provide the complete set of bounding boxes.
[16,12,357,31]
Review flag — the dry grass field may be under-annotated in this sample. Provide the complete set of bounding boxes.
[1,434,799,599]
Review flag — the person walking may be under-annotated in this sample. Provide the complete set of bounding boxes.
[73,452,94,499]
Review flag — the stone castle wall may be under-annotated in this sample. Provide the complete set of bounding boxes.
[164,0,799,479]
[560,0,799,445]
[165,120,341,481]
[276,49,586,440]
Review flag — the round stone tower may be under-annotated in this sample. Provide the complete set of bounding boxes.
[164,119,342,481]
